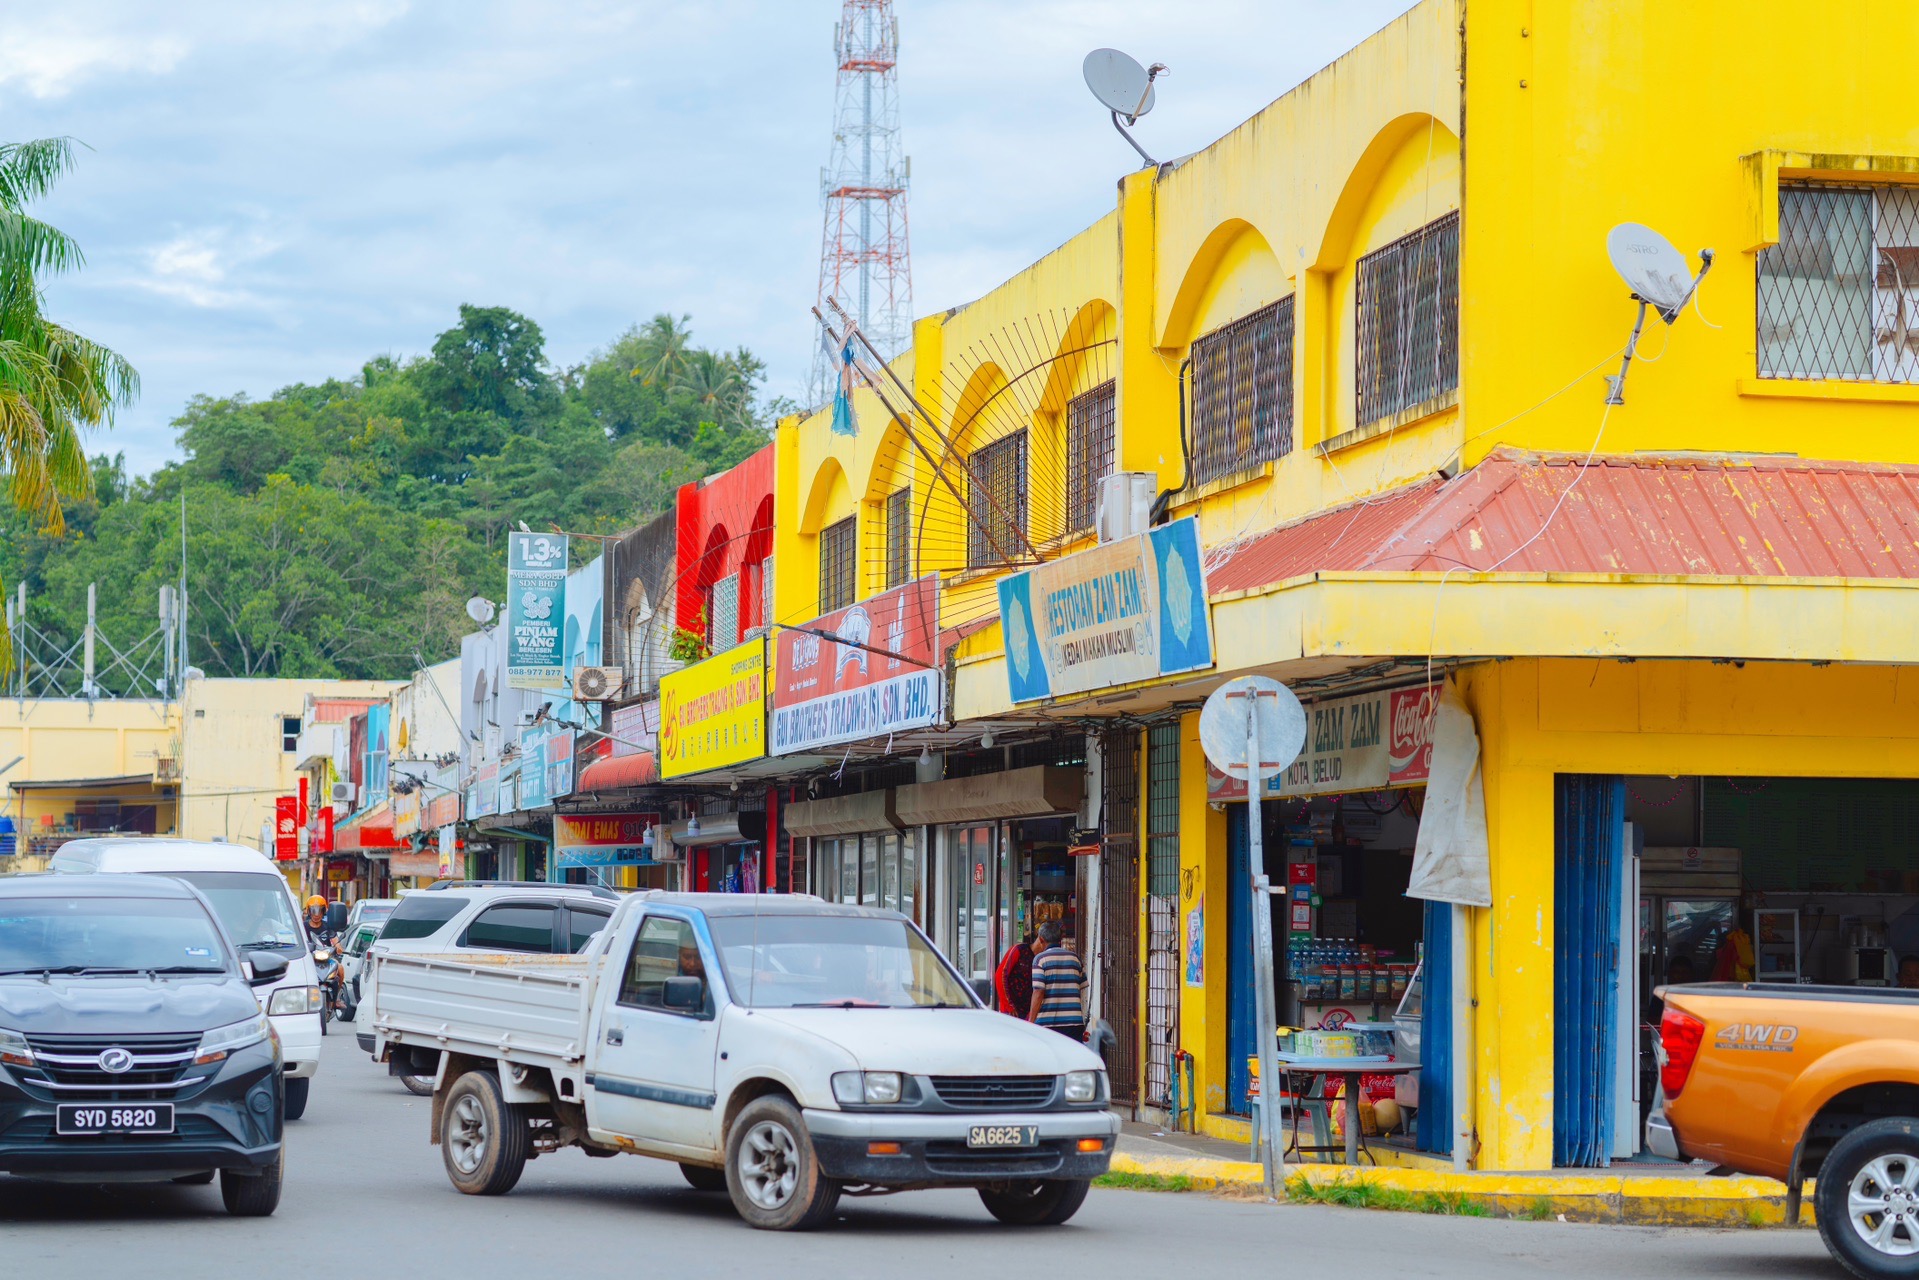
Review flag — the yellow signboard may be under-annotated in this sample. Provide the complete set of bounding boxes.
[659,643,766,779]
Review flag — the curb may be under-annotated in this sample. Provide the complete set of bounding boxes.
[1107,1152,1814,1227]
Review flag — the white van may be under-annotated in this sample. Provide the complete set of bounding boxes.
[48,837,325,1119]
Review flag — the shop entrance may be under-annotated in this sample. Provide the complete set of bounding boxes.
[946,824,999,980]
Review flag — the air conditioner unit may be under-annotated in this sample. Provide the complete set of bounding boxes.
[330,781,358,805]
[572,666,625,702]
[1096,472,1156,543]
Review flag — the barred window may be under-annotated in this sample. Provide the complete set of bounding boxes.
[707,576,739,653]
[1190,299,1294,487]
[1066,381,1116,533]
[967,431,1028,568]
[1356,211,1460,427]
[819,517,855,614]
[1145,722,1181,897]
[884,486,911,589]
[1759,184,1919,384]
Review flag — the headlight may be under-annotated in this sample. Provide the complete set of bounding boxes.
[195,1012,272,1065]
[267,985,324,1017]
[1062,1070,1104,1104]
[313,949,332,962]
[830,1071,905,1106]
[0,1027,32,1068]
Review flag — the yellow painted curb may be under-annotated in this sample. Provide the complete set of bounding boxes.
[1107,1152,1816,1227]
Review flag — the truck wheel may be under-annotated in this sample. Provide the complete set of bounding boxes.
[681,1162,728,1191]
[220,1146,284,1217]
[403,1074,436,1096]
[440,1070,530,1196]
[979,1178,1092,1226]
[725,1096,840,1230]
[283,1077,310,1121]
[1818,1117,1919,1279]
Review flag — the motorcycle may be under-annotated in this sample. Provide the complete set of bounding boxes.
[312,934,355,1029]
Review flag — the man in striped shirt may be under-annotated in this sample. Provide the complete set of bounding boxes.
[1026,921,1086,1041]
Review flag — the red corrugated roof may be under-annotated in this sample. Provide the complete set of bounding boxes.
[309,697,382,724]
[1206,449,1919,594]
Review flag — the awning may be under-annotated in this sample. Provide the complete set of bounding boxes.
[334,801,401,852]
[669,811,767,847]
[894,765,1083,827]
[782,790,902,837]
[577,751,659,792]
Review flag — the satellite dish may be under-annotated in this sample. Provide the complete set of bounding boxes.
[1198,675,1307,782]
[1083,48,1157,120]
[1607,223,1696,322]
[465,597,497,626]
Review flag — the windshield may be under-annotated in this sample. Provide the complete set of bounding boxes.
[707,914,976,1010]
[163,871,303,950]
[0,897,231,975]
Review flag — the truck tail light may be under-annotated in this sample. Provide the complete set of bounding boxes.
[1660,1005,1706,1098]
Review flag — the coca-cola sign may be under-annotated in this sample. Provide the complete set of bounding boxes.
[1205,681,1440,800]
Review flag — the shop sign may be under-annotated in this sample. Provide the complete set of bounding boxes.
[499,761,521,814]
[469,762,499,820]
[771,576,942,755]
[609,702,656,757]
[546,728,575,799]
[506,531,568,690]
[554,812,661,868]
[518,732,550,811]
[390,849,440,878]
[392,784,422,838]
[1206,682,1438,800]
[997,516,1212,703]
[425,764,461,828]
[326,865,352,883]
[660,645,765,779]
[273,796,299,862]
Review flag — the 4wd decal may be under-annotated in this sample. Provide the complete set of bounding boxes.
[1715,1023,1799,1052]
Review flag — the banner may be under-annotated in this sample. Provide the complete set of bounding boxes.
[469,762,499,820]
[997,516,1212,703]
[609,701,657,757]
[554,812,661,869]
[273,796,299,861]
[392,784,422,839]
[318,806,335,854]
[660,645,766,779]
[437,824,456,878]
[506,532,568,690]
[425,763,461,828]
[518,732,550,811]
[1206,682,1438,800]
[546,728,575,800]
[771,576,942,755]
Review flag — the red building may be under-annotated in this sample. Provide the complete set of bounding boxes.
[674,443,775,654]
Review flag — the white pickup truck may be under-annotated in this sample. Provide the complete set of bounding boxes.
[363,892,1116,1230]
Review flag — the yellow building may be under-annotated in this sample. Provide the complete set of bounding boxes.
[0,698,182,864]
[760,0,1919,1171]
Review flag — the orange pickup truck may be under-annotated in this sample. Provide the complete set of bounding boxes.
[1650,983,1919,1279]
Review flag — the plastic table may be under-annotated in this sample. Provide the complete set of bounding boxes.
[1273,1054,1418,1166]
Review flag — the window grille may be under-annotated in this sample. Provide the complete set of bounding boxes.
[818,517,856,614]
[1098,728,1141,1107]
[1145,723,1181,896]
[1143,722,1182,1110]
[967,431,1028,568]
[1356,210,1460,426]
[1190,299,1294,486]
[884,486,911,589]
[1066,380,1117,532]
[707,576,739,653]
[1759,184,1919,384]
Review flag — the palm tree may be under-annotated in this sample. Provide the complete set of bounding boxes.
[0,138,138,534]
[671,349,749,429]
[631,312,693,389]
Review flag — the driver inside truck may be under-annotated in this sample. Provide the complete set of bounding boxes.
[677,942,706,988]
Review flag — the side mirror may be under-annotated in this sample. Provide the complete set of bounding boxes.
[247,951,290,987]
[662,975,704,1012]
[324,903,350,932]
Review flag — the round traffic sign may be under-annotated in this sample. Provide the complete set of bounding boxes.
[1198,675,1306,780]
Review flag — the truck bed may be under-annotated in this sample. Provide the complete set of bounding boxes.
[366,950,596,1067]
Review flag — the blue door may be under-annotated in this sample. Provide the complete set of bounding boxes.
[1226,806,1254,1114]
[1554,775,1626,1168]
[1415,899,1452,1156]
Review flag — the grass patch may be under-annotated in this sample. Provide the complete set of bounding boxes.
[1095,1170,1198,1193]
[1286,1175,1491,1218]
[1525,1197,1557,1222]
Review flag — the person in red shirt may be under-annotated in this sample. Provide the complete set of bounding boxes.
[993,931,1036,1017]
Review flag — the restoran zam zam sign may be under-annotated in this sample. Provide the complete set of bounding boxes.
[771,576,943,755]
[997,516,1213,703]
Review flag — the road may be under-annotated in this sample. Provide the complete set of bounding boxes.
[0,1030,1836,1278]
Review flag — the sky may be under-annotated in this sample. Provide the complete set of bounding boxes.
[5,0,1418,477]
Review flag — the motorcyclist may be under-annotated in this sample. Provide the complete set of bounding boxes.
[305,894,333,941]
[307,895,348,1019]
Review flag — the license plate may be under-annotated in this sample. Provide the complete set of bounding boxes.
[56,1104,175,1136]
[967,1124,1038,1149]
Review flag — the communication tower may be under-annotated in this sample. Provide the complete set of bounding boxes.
[812,0,912,400]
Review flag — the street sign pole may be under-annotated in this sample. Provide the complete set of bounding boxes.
[1198,675,1305,1203]
[1247,697,1283,1198]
